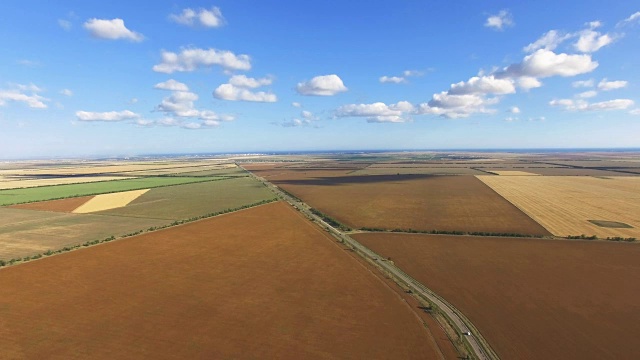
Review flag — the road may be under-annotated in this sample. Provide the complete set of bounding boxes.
[243,168,497,360]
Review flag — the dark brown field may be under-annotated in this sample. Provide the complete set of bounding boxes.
[354,233,640,360]
[248,166,550,235]
[10,195,94,212]
[0,202,446,359]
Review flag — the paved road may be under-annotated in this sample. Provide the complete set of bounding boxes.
[243,168,496,360]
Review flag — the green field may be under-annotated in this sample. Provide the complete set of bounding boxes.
[98,177,276,220]
[0,176,224,206]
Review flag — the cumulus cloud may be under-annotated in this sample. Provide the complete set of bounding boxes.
[277,118,312,128]
[214,75,277,102]
[60,89,73,96]
[523,30,572,52]
[336,101,414,123]
[417,92,498,119]
[296,74,348,96]
[291,102,301,108]
[0,84,48,108]
[379,76,405,84]
[485,10,514,31]
[213,84,277,102]
[379,70,423,84]
[515,76,542,91]
[155,89,235,126]
[630,108,640,115]
[576,90,598,98]
[500,49,598,78]
[572,79,594,88]
[449,75,516,95]
[508,106,521,114]
[574,29,615,53]
[76,110,139,121]
[169,7,225,27]
[597,79,628,91]
[154,79,189,92]
[153,48,251,73]
[83,18,144,42]
[550,98,634,111]
[617,11,640,27]
[228,74,273,88]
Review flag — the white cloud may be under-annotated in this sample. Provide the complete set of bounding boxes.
[550,98,634,111]
[291,102,301,108]
[83,18,144,42]
[60,89,73,96]
[213,84,277,102]
[574,29,614,53]
[380,70,423,84]
[505,117,518,122]
[597,79,628,91]
[501,49,598,78]
[449,75,516,95]
[169,7,225,28]
[617,11,640,27]
[587,21,602,29]
[135,119,155,127]
[630,109,640,115]
[417,92,497,119]
[228,74,273,88]
[154,79,190,92]
[17,59,40,67]
[523,30,572,52]
[508,106,520,114]
[76,110,139,121]
[576,90,598,98]
[0,84,48,109]
[296,74,348,96]
[572,79,594,88]
[485,10,514,31]
[301,110,315,120]
[58,19,72,31]
[153,48,251,73]
[157,91,200,117]
[379,76,405,84]
[515,76,542,91]
[336,101,414,123]
[279,118,312,127]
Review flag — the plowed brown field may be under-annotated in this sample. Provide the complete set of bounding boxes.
[9,196,94,212]
[354,233,640,360]
[254,169,549,235]
[0,202,445,359]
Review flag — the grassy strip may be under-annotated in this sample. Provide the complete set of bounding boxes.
[0,176,232,206]
[360,227,544,238]
[310,208,351,232]
[0,198,278,268]
[566,234,636,242]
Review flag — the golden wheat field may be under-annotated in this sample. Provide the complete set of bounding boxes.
[476,176,640,238]
[72,189,150,213]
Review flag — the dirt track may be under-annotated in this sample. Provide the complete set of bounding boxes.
[355,232,640,360]
[0,202,443,359]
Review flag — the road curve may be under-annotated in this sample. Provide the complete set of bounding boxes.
[241,166,498,360]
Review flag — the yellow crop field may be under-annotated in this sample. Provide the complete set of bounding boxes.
[73,189,150,213]
[476,176,640,238]
[0,176,136,190]
[488,170,541,176]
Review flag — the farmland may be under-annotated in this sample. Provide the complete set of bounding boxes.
[0,202,443,359]
[477,175,640,238]
[354,232,640,360]
[1,176,277,260]
[251,169,550,235]
[0,176,222,206]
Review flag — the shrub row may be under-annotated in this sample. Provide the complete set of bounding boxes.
[360,227,544,238]
[0,198,277,269]
[309,208,351,231]
[566,234,636,242]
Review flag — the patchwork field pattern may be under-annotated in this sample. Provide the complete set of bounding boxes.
[255,169,550,235]
[0,176,221,206]
[0,202,442,359]
[0,176,135,190]
[355,233,640,360]
[477,175,640,238]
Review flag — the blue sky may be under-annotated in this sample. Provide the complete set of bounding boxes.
[0,1,639,158]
